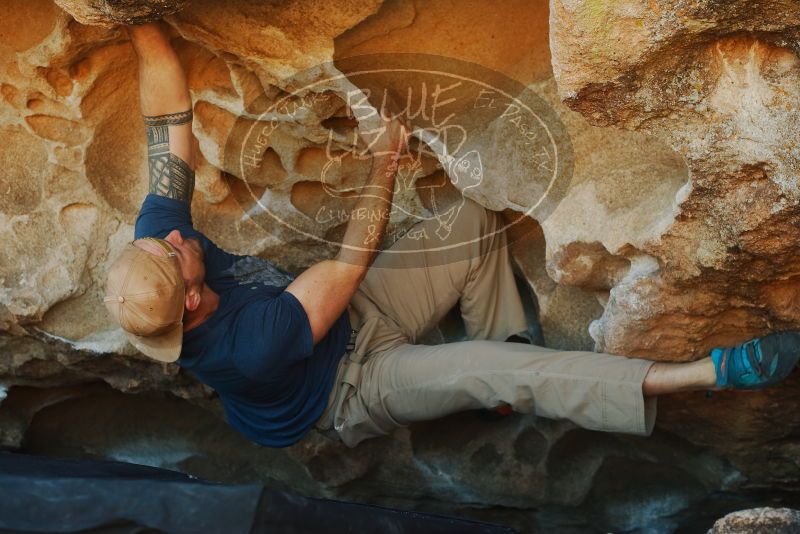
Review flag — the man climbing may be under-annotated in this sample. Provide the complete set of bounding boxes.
[105,22,800,449]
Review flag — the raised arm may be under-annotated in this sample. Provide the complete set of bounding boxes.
[286,115,407,343]
[128,22,195,203]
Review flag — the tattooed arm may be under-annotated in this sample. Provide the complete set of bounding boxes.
[128,22,195,203]
[144,111,194,201]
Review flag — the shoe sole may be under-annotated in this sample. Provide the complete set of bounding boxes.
[751,331,800,388]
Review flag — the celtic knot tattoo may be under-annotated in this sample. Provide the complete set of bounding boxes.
[145,110,195,203]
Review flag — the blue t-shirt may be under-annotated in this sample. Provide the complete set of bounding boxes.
[134,194,350,447]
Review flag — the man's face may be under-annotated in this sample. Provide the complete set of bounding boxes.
[134,230,205,302]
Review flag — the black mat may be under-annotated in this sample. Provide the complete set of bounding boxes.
[0,452,516,534]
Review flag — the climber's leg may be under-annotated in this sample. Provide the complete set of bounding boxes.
[331,333,800,446]
[333,340,657,447]
[644,330,800,395]
[642,358,717,396]
[348,198,527,349]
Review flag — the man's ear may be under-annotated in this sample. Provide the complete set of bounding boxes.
[185,287,201,312]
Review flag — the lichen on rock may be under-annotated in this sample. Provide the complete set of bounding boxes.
[54,0,190,26]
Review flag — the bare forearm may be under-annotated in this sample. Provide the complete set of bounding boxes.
[286,154,400,343]
[128,22,195,202]
[128,23,190,116]
[286,117,405,343]
[336,154,399,268]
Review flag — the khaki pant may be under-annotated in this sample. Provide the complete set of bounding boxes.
[316,200,657,447]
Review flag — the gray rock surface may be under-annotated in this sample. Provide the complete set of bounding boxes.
[709,507,800,534]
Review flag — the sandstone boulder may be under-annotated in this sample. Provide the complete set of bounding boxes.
[549,0,800,488]
[550,0,800,357]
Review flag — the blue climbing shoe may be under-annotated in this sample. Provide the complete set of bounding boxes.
[711,332,800,390]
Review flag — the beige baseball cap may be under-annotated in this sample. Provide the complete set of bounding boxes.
[104,239,185,362]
